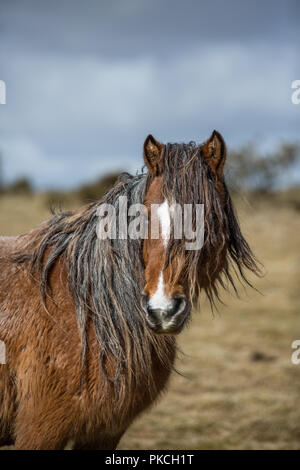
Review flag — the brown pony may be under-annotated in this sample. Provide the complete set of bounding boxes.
[0,131,260,449]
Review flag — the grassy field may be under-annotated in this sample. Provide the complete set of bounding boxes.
[0,192,299,449]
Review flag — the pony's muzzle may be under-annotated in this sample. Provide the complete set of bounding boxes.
[141,293,190,335]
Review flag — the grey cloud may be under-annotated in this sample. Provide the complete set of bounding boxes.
[1,0,297,58]
[0,0,299,188]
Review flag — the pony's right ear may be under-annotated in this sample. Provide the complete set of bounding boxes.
[143,135,163,176]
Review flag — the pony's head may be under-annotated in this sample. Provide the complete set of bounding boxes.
[141,132,260,335]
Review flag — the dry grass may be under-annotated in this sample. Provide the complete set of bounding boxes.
[0,193,299,449]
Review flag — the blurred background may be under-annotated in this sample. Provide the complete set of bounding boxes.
[0,0,300,450]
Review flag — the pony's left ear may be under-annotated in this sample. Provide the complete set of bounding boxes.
[143,134,164,176]
[202,130,226,176]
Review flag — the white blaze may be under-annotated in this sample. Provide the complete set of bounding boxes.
[148,272,173,311]
[148,200,173,311]
[157,199,171,247]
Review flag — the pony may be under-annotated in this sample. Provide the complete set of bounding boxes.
[0,131,260,449]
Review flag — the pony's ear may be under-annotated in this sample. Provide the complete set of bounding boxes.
[202,130,226,176]
[143,134,163,176]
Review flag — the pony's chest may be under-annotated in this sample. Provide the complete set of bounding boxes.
[79,343,176,433]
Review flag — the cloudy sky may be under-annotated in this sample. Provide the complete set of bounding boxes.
[0,0,299,188]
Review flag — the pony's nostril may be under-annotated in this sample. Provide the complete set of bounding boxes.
[171,296,186,317]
